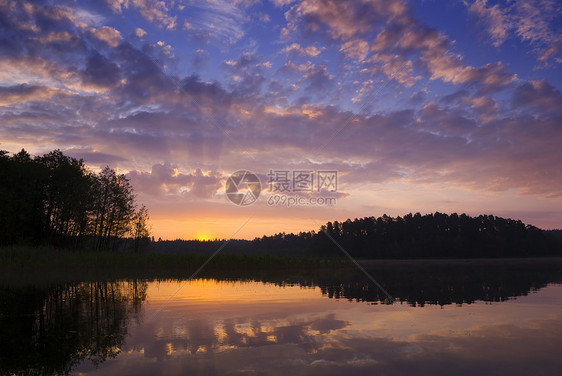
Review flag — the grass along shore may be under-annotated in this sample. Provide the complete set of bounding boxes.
[3,246,562,287]
[0,246,354,285]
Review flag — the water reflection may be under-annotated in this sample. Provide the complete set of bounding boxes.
[315,260,562,305]
[75,281,562,376]
[133,313,349,361]
[1,260,561,375]
[0,281,147,375]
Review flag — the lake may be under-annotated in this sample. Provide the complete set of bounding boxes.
[1,259,561,375]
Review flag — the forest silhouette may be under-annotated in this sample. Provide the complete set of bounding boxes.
[2,149,561,258]
[0,149,149,250]
[153,213,562,259]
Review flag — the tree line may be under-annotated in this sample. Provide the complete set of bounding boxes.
[252,212,562,258]
[147,213,561,258]
[0,149,150,250]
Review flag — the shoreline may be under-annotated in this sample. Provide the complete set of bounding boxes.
[2,246,562,286]
[357,257,562,266]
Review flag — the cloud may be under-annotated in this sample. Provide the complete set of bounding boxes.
[302,64,334,93]
[38,31,76,44]
[2,61,561,200]
[271,0,298,6]
[368,10,517,91]
[422,52,516,93]
[366,53,419,87]
[113,43,175,101]
[278,61,315,75]
[512,80,562,114]
[539,41,562,62]
[466,0,562,64]
[284,0,409,41]
[233,0,261,8]
[371,24,445,54]
[80,52,122,89]
[468,0,510,47]
[339,39,370,61]
[0,84,61,106]
[453,62,517,92]
[105,0,126,14]
[106,0,177,29]
[282,0,517,93]
[0,55,76,88]
[183,0,246,45]
[127,164,223,198]
[223,52,264,74]
[511,1,559,46]
[134,27,147,38]
[88,26,122,47]
[461,96,498,123]
[1,0,561,236]
[221,52,271,96]
[281,43,324,57]
[64,148,127,164]
[254,11,271,23]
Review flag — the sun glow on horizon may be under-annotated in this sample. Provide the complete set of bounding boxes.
[195,232,214,241]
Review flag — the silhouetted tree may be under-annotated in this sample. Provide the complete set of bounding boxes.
[254,213,561,259]
[91,167,136,251]
[132,205,151,252]
[37,150,93,245]
[0,149,149,250]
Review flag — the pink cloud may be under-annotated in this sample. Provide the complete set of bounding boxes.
[466,0,562,64]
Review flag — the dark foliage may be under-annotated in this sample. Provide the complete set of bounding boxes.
[253,213,562,258]
[146,213,561,259]
[0,149,150,250]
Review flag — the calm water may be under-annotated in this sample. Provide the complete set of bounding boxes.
[1,260,562,375]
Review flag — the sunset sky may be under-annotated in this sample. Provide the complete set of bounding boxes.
[1,0,561,240]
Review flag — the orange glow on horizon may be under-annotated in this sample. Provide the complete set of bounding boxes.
[195,232,214,241]
[149,217,320,241]
[145,181,562,241]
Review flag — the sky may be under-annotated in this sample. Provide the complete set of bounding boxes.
[1,0,562,240]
